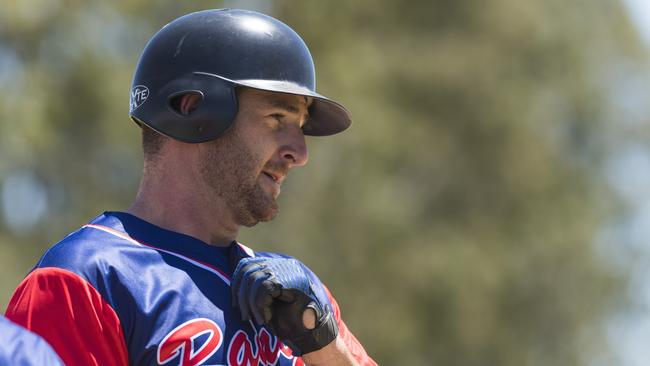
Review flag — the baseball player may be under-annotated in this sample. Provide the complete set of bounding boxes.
[0,316,64,365]
[5,9,376,366]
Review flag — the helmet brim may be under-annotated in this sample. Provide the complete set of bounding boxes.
[196,73,352,136]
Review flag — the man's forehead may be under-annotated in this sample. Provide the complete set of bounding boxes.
[240,88,312,110]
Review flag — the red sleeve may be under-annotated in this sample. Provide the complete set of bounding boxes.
[324,287,378,366]
[5,268,129,366]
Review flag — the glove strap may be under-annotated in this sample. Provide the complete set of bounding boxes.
[283,304,339,356]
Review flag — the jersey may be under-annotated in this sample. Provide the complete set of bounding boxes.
[5,212,376,366]
[0,315,64,366]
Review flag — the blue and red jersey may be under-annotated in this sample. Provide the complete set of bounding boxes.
[5,212,375,366]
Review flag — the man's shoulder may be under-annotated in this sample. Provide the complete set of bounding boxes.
[34,215,157,285]
[38,224,135,267]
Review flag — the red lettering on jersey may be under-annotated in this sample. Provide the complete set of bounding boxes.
[279,344,304,366]
[227,329,303,366]
[256,328,281,364]
[157,318,223,366]
[228,331,257,366]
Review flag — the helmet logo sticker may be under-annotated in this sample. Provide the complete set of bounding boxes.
[130,85,150,112]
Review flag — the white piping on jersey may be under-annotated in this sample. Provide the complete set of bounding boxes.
[83,224,233,286]
[238,242,255,257]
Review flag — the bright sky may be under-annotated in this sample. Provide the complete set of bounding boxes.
[625,0,650,45]
[607,2,650,366]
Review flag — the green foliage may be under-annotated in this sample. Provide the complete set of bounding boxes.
[0,0,642,364]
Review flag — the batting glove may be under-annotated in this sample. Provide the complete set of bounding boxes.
[231,257,339,355]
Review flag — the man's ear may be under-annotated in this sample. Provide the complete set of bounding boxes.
[169,92,203,116]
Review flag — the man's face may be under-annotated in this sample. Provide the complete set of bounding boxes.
[199,88,310,227]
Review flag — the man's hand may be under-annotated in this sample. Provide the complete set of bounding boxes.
[231,257,339,356]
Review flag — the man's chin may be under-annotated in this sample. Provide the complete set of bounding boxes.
[256,206,279,223]
[243,202,279,227]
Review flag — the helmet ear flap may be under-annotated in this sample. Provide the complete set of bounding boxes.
[142,73,238,143]
[168,91,204,116]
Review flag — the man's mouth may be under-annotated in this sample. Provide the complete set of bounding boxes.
[263,172,278,182]
[262,171,284,184]
[261,172,283,198]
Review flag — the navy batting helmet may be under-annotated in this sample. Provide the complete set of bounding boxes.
[129,9,352,143]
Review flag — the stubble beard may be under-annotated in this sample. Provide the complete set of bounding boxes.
[200,131,279,227]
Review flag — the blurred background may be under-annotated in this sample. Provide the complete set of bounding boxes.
[2,0,650,365]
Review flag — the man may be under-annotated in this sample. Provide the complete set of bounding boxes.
[5,8,375,366]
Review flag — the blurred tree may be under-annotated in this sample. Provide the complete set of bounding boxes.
[0,0,644,365]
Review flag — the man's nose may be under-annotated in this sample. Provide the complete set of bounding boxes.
[279,130,308,167]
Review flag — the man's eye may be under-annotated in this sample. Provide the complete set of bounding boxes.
[270,113,284,121]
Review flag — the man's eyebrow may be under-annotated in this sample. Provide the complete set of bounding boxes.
[269,100,301,114]
[267,99,310,122]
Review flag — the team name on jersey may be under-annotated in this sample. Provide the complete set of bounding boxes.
[158,318,303,366]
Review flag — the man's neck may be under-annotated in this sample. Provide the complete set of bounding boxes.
[127,164,240,247]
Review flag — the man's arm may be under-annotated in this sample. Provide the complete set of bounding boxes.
[311,286,376,366]
[5,267,129,366]
[302,335,358,366]
[231,256,377,366]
